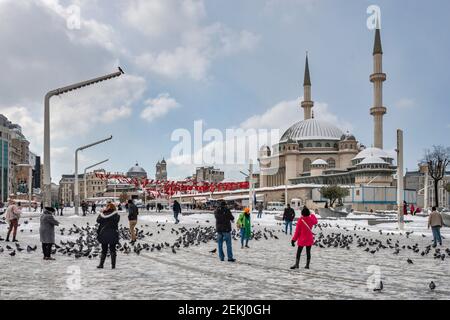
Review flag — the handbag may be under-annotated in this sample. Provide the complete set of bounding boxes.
[301,218,316,236]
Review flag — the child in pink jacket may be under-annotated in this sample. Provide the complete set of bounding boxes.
[290,206,318,269]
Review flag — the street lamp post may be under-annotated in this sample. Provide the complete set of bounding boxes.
[396,129,405,230]
[16,163,33,212]
[84,159,109,201]
[75,136,113,215]
[43,68,124,207]
[240,160,254,212]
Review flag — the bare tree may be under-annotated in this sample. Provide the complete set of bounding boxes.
[423,145,450,207]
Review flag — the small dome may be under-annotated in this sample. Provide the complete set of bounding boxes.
[353,147,391,161]
[312,159,328,166]
[260,145,270,152]
[127,163,147,178]
[341,131,356,141]
[358,156,387,165]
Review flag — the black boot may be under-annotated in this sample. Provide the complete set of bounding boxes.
[97,254,106,269]
[290,258,300,269]
[305,258,310,269]
[111,253,116,269]
[290,247,301,269]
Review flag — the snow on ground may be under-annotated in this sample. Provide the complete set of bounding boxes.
[0,209,449,300]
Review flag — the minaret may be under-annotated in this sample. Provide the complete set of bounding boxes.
[301,53,314,120]
[370,22,387,149]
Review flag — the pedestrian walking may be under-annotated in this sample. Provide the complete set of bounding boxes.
[403,200,408,216]
[428,206,444,247]
[60,204,64,216]
[91,202,97,214]
[146,203,150,212]
[257,202,264,219]
[5,200,22,242]
[173,200,181,224]
[214,201,235,262]
[54,201,59,215]
[81,200,87,216]
[40,207,60,260]
[237,207,252,248]
[283,204,295,235]
[127,199,139,243]
[97,202,120,269]
[40,201,43,213]
[290,206,318,270]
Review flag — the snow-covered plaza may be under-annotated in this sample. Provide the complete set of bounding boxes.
[0,210,449,300]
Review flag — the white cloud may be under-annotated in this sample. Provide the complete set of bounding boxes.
[136,47,210,80]
[140,93,181,123]
[126,0,260,80]
[1,105,43,153]
[167,98,354,178]
[394,98,415,109]
[240,98,353,133]
[50,74,146,138]
[124,0,206,39]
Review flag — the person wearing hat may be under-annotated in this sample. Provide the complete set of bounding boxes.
[237,207,252,249]
[40,207,60,260]
[97,202,120,269]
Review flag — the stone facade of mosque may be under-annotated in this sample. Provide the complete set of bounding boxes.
[258,28,396,188]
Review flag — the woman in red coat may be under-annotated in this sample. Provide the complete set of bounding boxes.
[290,206,318,269]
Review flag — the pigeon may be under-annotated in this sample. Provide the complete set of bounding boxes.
[429,281,436,291]
[209,248,217,254]
[373,281,383,292]
[172,247,177,254]
[9,250,16,256]
[407,258,414,264]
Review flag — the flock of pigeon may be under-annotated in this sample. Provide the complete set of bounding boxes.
[0,216,447,292]
[0,218,284,259]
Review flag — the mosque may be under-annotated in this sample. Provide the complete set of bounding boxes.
[258,27,396,188]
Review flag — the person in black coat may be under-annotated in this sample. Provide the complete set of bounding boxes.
[214,201,235,262]
[96,202,120,269]
[283,204,295,235]
[173,200,181,224]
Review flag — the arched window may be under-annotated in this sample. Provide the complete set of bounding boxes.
[299,143,304,148]
[344,144,348,149]
[327,158,336,168]
[325,143,331,148]
[303,158,311,172]
[316,142,322,148]
[307,143,312,148]
[334,143,338,149]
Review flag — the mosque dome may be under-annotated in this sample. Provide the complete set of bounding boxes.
[353,147,391,161]
[340,132,356,141]
[358,156,387,165]
[127,163,147,178]
[281,119,343,142]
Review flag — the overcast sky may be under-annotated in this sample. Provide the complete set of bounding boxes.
[1,0,449,182]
